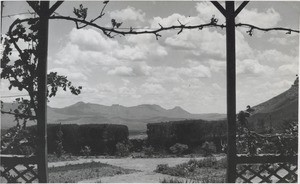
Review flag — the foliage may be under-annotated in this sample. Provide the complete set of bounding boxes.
[143,146,155,157]
[155,156,226,182]
[188,157,227,169]
[80,145,91,157]
[169,143,188,155]
[160,178,197,183]
[237,115,298,155]
[115,141,131,157]
[147,120,226,151]
[0,126,36,155]
[54,123,65,158]
[47,161,135,183]
[1,17,82,155]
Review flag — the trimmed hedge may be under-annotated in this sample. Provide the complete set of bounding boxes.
[29,124,128,155]
[147,120,227,152]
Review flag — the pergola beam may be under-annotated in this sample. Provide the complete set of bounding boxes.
[234,1,249,17]
[48,1,64,16]
[210,1,227,17]
[26,1,40,16]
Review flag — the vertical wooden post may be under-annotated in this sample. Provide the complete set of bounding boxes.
[36,1,49,183]
[225,1,237,183]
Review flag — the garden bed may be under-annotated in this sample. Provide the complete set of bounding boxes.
[155,156,226,183]
[48,161,138,183]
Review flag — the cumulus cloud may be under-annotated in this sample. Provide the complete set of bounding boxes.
[109,6,146,22]
[278,63,299,75]
[118,87,141,98]
[237,59,274,75]
[141,83,166,95]
[107,66,134,76]
[237,8,281,27]
[268,37,296,45]
[165,29,226,57]
[49,67,88,81]
[196,2,225,23]
[69,28,119,51]
[257,49,297,65]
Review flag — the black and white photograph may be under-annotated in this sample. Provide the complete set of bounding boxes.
[0,0,299,183]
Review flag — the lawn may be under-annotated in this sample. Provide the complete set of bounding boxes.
[48,161,138,183]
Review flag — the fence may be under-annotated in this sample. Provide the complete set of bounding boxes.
[0,155,38,183]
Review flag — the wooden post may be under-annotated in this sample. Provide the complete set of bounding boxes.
[225,1,237,183]
[36,1,49,182]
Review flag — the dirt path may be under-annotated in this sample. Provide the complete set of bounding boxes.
[76,157,207,183]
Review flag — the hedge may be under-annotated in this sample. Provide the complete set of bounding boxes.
[29,124,128,155]
[147,120,227,152]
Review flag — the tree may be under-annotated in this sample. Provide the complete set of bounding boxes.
[1,18,82,128]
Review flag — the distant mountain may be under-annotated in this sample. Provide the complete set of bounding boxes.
[247,78,298,133]
[2,78,297,135]
[0,102,226,134]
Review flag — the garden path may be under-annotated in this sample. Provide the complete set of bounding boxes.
[75,157,206,183]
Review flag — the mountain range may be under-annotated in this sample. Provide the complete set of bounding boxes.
[1,78,298,134]
[1,101,226,134]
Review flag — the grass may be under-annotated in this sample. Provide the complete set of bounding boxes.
[155,156,227,183]
[48,161,137,183]
[48,154,79,162]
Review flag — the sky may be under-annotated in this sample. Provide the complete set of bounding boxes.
[1,1,299,114]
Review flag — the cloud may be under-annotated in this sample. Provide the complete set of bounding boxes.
[109,6,146,22]
[208,59,226,73]
[179,64,211,78]
[165,29,226,57]
[150,13,203,28]
[268,37,296,45]
[196,2,225,23]
[237,8,281,27]
[49,67,88,81]
[257,49,297,65]
[107,66,134,76]
[141,83,166,95]
[69,28,119,51]
[118,86,141,98]
[237,59,274,75]
[278,63,299,75]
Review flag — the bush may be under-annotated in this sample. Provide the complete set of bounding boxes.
[80,145,91,157]
[160,178,197,183]
[169,143,188,155]
[1,127,36,155]
[155,164,169,173]
[143,146,155,156]
[115,142,131,157]
[54,124,65,158]
[187,157,227,169]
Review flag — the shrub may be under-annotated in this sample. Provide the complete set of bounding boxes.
[160,178,197,183]
[143,146,155,156]
[115,142,130,157]
[169,143,188,155]
[155,164,169,173]
[80,145,91,157]
[1,127,36,155]
[54,124,65,158]
[187,157,227,169]
[155,157,227,183]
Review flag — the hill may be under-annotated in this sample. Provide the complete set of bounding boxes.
[247,78,298,133]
